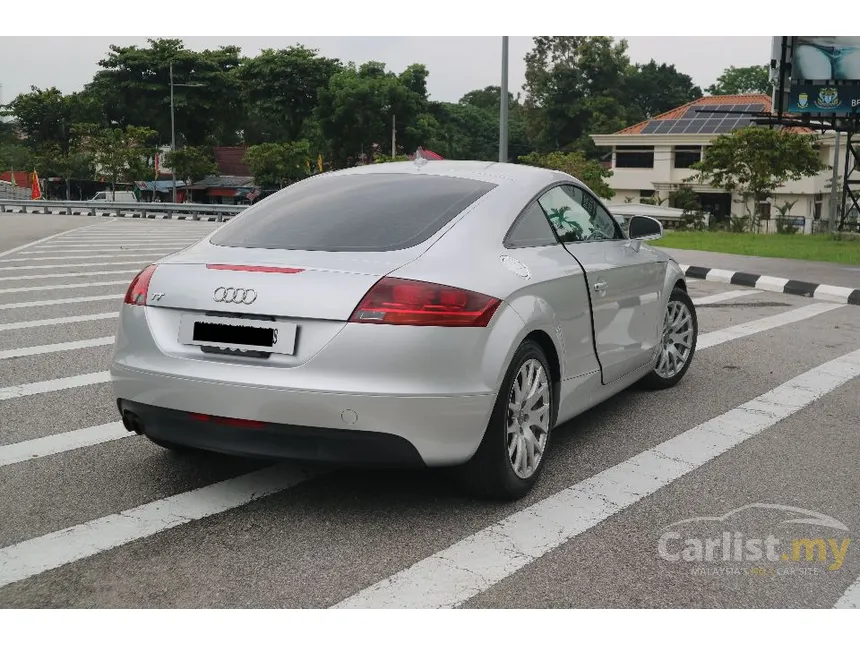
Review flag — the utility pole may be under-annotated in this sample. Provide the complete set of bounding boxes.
[391,114,396,158]
[170,62,177,204]
[499,36,509,163]
[830,130,841,233]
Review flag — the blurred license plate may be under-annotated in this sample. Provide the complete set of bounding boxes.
[178,315,297,355]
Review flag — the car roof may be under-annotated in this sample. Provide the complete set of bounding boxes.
[320,159,586,192]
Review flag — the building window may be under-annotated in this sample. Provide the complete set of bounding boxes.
[640,189,655,199]
[758,202,772,219]
[674,146,702,169]
[615,146,654,169]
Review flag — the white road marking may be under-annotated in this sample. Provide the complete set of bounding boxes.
[39,241,200,248]
[0,337,115,360]
[0,269,136,282]
[0,261,159,272]
[21,247,184,255]
[0,294,123,310]
[0,371,110,401]
[332,348,860,608]
[0,313,118,332]
[835,576,860,608]
[0,463,320,588]
[0,422,129,467]
[0,221,113,259]
[0,254,165,264]
[696,303,844,350]
[692,290,760,305]
[0,280,130,295]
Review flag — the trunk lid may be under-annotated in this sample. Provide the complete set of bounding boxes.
[145,243,420,321]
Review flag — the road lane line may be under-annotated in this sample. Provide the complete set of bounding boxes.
[40,237,201,251]
[692,290,760,306]
[0,371,110,401]
[835,576,860,608]
[0,294,123,310]
[0,422,128,467]
[332,348,860,609]
[0,269,136,283]
[0,261,156,272]
[0,254,165,264]
[20,247,184,255]
[0,337,115,360]
[0,463,320,588]
[0,280,130,295]
[0,312,117,332]
[0,221,114,259]
[696,303,844,350]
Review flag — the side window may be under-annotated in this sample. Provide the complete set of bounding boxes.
[505,202,560,248]
[538,185,621,243]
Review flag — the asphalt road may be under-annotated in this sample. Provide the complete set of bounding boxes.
[0,217,858,609]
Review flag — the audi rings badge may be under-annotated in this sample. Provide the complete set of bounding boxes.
[213,287,258,305]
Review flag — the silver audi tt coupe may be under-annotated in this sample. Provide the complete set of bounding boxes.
[110,160,698,499]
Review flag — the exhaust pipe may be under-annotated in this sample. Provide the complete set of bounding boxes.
[121,410,144,435]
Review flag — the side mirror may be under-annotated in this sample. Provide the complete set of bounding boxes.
[628,215,663,240]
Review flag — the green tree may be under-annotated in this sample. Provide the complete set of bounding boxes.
[316,61,435,165]
[625,60,703,120]
[243,141,312,187]
[706,65,770,96]
[163,146,219,185]
[86,38,243,147]
[518,150,615,199]
[75,124,157,198]
[237,45,342,144]
[523,37,634,154]
[693,126,826,232]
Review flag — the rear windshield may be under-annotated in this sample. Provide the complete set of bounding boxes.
[210,173,496,252]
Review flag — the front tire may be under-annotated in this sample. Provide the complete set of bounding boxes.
[640,287,697,390]
[457,340,555,500]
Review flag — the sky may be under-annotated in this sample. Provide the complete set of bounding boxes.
[0,36,775,106]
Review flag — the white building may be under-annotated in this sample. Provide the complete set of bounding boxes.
[590,94,843,234]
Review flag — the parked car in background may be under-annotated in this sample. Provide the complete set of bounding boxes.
[89,190,138,203]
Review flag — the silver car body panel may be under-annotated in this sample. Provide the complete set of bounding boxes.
[110,160,688,466]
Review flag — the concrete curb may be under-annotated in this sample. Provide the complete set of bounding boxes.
[679,264,860,306]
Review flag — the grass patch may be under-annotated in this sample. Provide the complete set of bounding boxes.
[650,231,860,265]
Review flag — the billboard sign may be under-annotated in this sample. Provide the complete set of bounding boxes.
[788,84,860,114]
[774,37,860,116]
[791,37,860,83]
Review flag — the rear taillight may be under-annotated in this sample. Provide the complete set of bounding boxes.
[349,277,501,327]
[124,265,157,306]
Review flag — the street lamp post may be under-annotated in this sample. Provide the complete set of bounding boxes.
[168,62,205,204]
[170,63,176,203]
[499,36,509,163]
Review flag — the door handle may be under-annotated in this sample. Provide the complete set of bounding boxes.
[593,279,607,293]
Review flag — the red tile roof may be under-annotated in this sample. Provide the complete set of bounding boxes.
[214,146,251,176]
[0,171,32,186]
[613,94,813,135]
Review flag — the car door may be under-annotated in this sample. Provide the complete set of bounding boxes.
[537,184,666,385]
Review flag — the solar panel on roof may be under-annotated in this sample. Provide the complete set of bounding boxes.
[640,121,661,134]
[654,121,675,134]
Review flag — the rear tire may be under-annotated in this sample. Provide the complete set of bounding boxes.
[457,340,555,501]
[640,287,697,390]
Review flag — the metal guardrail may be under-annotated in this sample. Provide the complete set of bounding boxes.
[0,199,248,222]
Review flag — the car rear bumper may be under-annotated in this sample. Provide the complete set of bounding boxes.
[110,363,495,467]
[118,399,427,467]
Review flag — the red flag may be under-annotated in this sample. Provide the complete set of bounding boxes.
[31,170,42,200]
